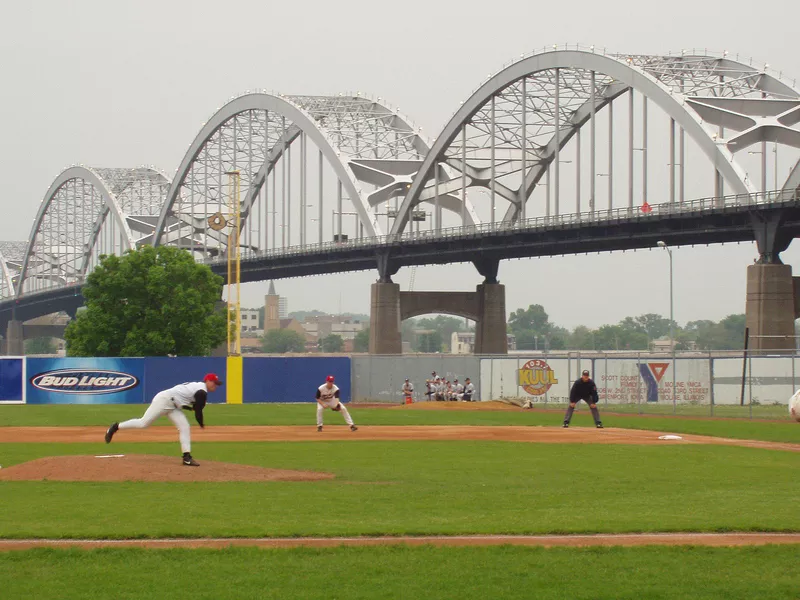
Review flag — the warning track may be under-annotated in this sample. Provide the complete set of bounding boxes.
[0,425,797,452]
[0,533,798,551]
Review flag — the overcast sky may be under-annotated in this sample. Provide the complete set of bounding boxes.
[1,0,798,329]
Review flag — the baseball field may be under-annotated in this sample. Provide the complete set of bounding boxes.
[1,401,798,599]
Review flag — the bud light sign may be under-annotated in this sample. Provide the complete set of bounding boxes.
[27,358,145,404]
[31,370,139,394]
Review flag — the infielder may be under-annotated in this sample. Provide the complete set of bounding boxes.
[563,370,603,428]
[104,373,223,466]
[316,375,357,432]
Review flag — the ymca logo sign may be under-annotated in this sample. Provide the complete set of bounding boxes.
[639,363,669,402]
[518,359,558,396]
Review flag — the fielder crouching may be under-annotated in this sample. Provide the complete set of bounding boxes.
[563,370,603,429]
[104,373,223,466]
[316,375,357,432]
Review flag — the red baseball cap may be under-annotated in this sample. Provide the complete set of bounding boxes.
[204,373,223,385]
[326,375,335,382]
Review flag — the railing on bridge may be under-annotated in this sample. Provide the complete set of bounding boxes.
[209,188,800,265]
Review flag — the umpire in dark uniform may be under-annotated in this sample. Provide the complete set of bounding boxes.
[563,370,603,428]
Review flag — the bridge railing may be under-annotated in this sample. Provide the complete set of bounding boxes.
[220,188,799,265]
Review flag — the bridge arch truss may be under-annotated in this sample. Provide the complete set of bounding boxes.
[392,48,800,234]
[16,166,170,298]
[152,93,478,257]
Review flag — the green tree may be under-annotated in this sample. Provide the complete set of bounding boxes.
[261,329,306,353]
[64,246,226,357]
[25,337,57,355]
[353,328,370,352]
[416,330,443,353]
[508,304,551,335]
[415,315,467,351]
[320,334,344,353]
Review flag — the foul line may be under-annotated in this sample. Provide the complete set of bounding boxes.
[1,533,799,551]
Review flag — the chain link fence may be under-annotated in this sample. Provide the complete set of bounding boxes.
[352,351,798,419]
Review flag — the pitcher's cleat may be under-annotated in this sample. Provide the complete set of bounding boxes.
[596,422,604,429]
[182,453,200,467]
[105,422,119,444]
[317,426,323,432]
[350,425,358,432]
[562,422,569,428]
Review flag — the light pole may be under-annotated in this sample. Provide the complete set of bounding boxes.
[657,240,676,411]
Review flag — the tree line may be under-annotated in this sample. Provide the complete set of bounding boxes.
[508,304,748,351]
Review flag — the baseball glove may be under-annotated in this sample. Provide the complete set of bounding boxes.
[332,403,342,412]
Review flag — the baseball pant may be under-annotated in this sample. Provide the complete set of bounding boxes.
[564,398,601,425]
[118,392,193,453]
[317,401,354,427]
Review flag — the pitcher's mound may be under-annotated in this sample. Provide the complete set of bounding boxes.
[0,455,334,483]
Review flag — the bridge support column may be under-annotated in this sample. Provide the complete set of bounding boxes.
[474,283,507,354]
[745,212,796,353]
[745,264,796,354]
[5,320,23,356]
[369,282,402,354]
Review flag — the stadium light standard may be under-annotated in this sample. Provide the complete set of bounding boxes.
[657,240,676,411]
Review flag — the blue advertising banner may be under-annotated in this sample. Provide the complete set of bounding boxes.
[26,358,145,404]
[0,358,24,402]
[143,357,227,403]
[243,357,351,403]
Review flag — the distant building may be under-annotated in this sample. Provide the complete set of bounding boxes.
[301,314,365,352]
[451,331,516,354]
[240,308,261,333]
[263,281,305,342]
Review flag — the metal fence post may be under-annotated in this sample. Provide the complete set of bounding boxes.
[637,352,642,415]
[709,351,715,417]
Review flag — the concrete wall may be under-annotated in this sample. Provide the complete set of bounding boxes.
[352,355,480,403]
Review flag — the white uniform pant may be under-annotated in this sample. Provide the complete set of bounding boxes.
[118,391,192,453]
[316,400,354,427]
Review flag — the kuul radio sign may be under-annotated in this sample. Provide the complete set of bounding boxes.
[518,359,558,396]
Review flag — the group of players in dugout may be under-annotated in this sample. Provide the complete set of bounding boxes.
[402,371,476,402]
[104,370,602,468]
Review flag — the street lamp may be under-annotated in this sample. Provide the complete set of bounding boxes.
[657,240,676,411]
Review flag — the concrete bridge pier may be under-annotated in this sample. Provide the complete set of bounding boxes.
[745,212,798,353]
[369,255,507,355]
[5,320,23,356]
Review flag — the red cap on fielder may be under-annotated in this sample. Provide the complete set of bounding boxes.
[326,375,335,382]
[204,373,223,385]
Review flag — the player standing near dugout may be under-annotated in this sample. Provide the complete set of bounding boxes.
[402,378,414,403]
[104,373,223,466]
[563,369,604,428]
[462,378,475,401]
[316,375,358,432]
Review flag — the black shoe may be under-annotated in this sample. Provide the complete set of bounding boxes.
[350,425,358,432]
[562,422,569,428]
[182,453,200,467]
[317,425,323,432]
[105,422,119,444]
[596,422,604,429]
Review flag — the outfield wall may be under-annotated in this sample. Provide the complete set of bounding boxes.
[1,353,797,410]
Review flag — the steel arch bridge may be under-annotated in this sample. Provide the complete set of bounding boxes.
[2,47,800,323]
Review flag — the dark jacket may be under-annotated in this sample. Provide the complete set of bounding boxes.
[569,378,598,403]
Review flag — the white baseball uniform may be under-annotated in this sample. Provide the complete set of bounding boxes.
[463,382,475,400]
[118,381,209,453]
[790,389,800,422]
[316,383,354,427]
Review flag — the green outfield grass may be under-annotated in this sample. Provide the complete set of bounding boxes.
[0,440,798,539]
[1,545,798,600]
[2,403,799,443]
